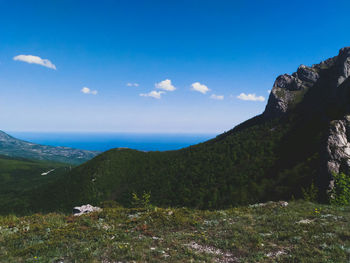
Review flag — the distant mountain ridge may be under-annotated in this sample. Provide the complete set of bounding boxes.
[0,130,100,164]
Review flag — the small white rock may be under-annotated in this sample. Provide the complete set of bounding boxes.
[73,204,102,216]
[297,219,315,224]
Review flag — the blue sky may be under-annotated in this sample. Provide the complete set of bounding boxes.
[1,0,350,133]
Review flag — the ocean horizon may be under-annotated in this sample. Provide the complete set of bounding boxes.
[7,131,217,152]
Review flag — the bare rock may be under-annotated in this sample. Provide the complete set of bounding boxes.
[296,219,315,224]
[249,201,288,208]
[73,204,102,216]
[296,65,320,83]
[335,47,350,86]
[324,116,350,189]
[263,47,350,119]
[264,74,304,118]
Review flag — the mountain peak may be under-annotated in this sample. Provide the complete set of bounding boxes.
[264,47,350,119]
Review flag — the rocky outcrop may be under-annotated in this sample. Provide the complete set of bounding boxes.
[334,47,350,86]
[264,66,319,118]
[263,47,350,193]
[295,64,320,83]
[263,48,350,119]
[324,116,350,188]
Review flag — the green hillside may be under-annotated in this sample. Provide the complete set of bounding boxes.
[0,155,70,215]
[30,112,324,213]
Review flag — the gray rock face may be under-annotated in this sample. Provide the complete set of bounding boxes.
[296,65,320,83]
[264,47,350,119]
[275,74,300,91]
[325,116,350,188]
[264,72,313,118]
[335,47,350,86]
[262,47,350,192]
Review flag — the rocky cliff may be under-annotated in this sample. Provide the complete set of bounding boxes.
[264,47,350,191]
[324,117,350,189]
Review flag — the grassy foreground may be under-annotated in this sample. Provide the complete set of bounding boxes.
[0,201,349,262]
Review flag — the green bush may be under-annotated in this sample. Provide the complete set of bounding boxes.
[329,173,350,206]
[302,181,318,202]
[131,191,152,209]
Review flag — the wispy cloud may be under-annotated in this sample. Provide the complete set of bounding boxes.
[127,83,139,87]
[155,79,176,91]
[237,93,265,102]
[13,55,56,70]
[140,90,165,99]
[210,94,224,100]
[191,82,210,94]
[81,87,98,95]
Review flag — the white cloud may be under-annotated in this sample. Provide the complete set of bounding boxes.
[155,79,176,91]
[140,90,165,99]
[210,94,224,100]
[267,90,271,94]
[13,54,56,70]
[237,93,265,102]
[81,87,98,95]
[191,82,210,94]
[127,83,139,87]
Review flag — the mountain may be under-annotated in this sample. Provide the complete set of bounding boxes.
[7,47,350,214]
[0,154,70,214]
[0,130,100,165]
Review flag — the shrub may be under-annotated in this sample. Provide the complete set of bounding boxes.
[301,181,318,202]
[329,173,350,206]
[131,191,152,209]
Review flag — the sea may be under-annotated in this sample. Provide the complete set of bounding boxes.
[9,132,217,152]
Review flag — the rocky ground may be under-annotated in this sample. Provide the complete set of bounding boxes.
[0,201,349,262]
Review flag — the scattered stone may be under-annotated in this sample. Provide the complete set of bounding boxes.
[186,242,239,263]
[128,213,141,219]
[162,253,170,258]
[296,219,315,224]
[266,249,287,258]
[278,201,289,207]
[167,210,174,216]
[259,232,272,237]
[320,214,334,218]
[249,201,288,208]
[72,204,102,216]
